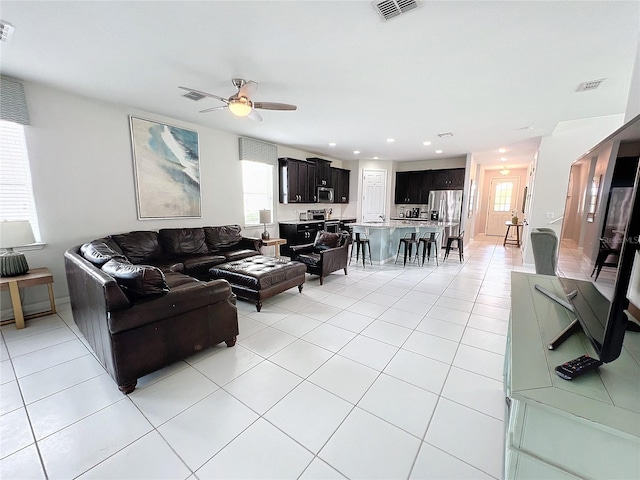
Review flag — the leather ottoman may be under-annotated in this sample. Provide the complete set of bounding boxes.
[209,255,306,311]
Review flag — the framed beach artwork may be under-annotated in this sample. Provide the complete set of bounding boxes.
[129,116,201,219]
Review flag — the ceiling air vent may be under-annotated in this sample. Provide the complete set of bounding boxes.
[372,0,419,22]
[182,91,206,101]
[576,79,605,92]
[437,132,453,138]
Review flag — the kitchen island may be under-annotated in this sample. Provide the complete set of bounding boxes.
[351,221,459,264]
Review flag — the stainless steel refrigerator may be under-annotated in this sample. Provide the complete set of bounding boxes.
[428,190,463,247]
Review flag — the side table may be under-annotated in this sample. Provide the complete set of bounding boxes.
[261,238,287,258]
[0,267,56,329]
[503,221,523,247]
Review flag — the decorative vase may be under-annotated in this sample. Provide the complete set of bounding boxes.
[511,216,519,224]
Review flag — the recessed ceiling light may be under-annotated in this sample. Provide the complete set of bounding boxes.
[329,142,336,147]
[498,148,506,153]
[386,138,395,143]
[435,149,443,154]
[353,150,360,155]
[501,157,507,162]
[373,156,379,160]
[423,141,431,146]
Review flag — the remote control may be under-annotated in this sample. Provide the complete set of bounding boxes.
[555,355,603,380]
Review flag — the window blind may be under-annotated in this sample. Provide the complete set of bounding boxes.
[0,77,30,126]
[0,120,41,241]
[239,137,277,165]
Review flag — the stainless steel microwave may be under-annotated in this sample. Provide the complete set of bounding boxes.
[317,187,334,203]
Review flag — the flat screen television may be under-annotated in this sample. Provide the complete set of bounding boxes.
[538,153,640,363]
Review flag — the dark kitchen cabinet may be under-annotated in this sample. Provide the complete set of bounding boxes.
[279,158,317,203]
[331,167,350,203]
[307,157,332,187]
[279,221,323,257]
[431,168,465,190]
[395,168,465,203]
[395,171,424,204]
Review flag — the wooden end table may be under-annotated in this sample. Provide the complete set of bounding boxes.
[0,267,56,329]
[503,221,523,247]
[261,238,287,258]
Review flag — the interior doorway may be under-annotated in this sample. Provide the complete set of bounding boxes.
[485,176,520,236]
[362,169,387,222]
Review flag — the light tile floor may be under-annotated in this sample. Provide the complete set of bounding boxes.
[0,235,531,479]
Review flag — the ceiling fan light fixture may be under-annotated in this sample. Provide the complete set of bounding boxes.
[229,97,252,117]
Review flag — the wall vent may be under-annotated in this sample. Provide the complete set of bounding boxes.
[0,20,15,42]
[182,91,206,101]
[372,0,419,22]
[437,132,453,138]
[576,79,605,92]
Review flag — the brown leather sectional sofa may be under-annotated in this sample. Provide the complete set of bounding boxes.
[64,225,261,393]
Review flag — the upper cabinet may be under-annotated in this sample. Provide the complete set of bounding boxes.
[331,167,350,203]
[395,171,428,204]
[279,157,317,203]
[307,157,332,187]
[430,168,465,190]
[394,168,465,204]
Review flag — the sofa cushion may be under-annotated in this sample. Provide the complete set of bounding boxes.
[164,271,201,289]
[112,231,162,264]
[313,231,341,251]
[158,228,209,257]
[204,225,242,250]
[296,253,322,267]
[182,254,228,275]
[80,242,125,266]
[102,259,169,297]
[148,261,185,274]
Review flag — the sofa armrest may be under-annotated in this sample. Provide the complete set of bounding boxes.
[319,245,349,271]
[290,243,314,253]
[108,279,233,333]
[237,236,262,252]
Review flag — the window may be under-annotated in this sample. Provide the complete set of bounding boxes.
[493,181,513,212]
[0,119,41,241]
[242,160,273,225]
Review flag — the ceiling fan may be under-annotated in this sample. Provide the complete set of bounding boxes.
[179,78,297,122]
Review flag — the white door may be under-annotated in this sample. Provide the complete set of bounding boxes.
[486,176,520,236]
[362,169,387,222]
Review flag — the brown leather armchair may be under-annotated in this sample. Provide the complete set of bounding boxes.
[290,231,352,285]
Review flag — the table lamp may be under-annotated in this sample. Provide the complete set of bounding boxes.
[259,209,271,240]
[0,220,35,277]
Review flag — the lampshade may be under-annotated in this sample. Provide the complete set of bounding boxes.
[259,209,272,224]
[500,168,510,176]
[0,220,35,248]
[229,98,252,117]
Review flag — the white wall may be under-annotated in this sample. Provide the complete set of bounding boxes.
[625,37,640,123]
[523,114,625,264]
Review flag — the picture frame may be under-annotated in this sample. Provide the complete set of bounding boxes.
[129,116,201,219]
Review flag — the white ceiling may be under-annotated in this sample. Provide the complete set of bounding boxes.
[1,1,639,168]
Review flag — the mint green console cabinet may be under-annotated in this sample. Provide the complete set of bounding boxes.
[505,273,640,479]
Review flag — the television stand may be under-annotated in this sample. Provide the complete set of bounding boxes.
[506,273,640,480]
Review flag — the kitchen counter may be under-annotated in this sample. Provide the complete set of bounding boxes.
[390,217,430,221]
[351,221,459,263]
[278,217,356,226]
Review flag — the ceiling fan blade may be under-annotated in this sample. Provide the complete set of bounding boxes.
[253,102,297,111]
[238,80,258,99]
[199,106,228,113]
[248,109,263,122]
[179,86,229,103]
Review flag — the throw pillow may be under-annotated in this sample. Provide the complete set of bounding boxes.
[313,231,340,250]
[111,231,162,264]
[80,242,125,266]
[102,258,169,297]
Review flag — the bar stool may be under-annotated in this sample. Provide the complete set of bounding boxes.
[444,230,464,262]
[395,232,420,266]
[350,230,372,267]
[419,231,440,266]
